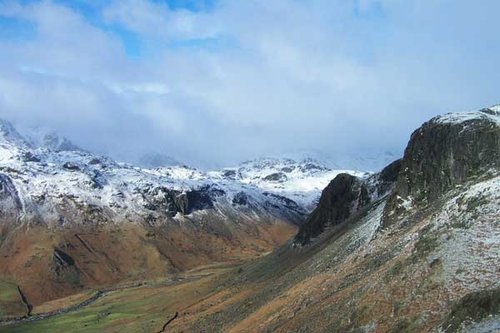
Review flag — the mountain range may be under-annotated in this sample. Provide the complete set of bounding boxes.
[0,105,499,332]
[0,118,366,307]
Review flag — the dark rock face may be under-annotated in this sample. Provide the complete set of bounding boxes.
[371,159,403,198]
[143,185,226,217]
[232,192,248,206]
[21,152,40,163]
[52,248,80,285]
[295,173,370,245]
[264,193,303,213]
[184,186,217,213]
[263,172,288,182]
[142,186,181,217]
[379,158,403,183]
[299,162,328,172]
[383,109,500,226]
[0,174,23,223]
[88,170,106,189]
[62,162,80,171]
[174,193,188,215]
[281,166,295,173]
[223,170,237,179]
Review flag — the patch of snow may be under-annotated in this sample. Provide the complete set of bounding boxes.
[434,105,500,126]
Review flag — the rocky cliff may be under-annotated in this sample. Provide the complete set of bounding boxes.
[383,105,500,226]
[294,159,402,244]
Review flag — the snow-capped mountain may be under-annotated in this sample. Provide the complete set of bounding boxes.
[21,125,82,152]
[0,126,298,228]
[140,157,369,213]
[0,117,374,303]
[272,149,401,172]
[0,118,373,232]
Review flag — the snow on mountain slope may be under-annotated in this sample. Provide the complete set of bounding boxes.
[1,123,386,217]
[219,158,368,210]
[0,119,373,230]
[435,104,500,125]
[268,149,400,172]
[22,125,82,152]
[146,157,369,212]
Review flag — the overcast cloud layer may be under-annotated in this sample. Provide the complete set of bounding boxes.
[0,0,499,168]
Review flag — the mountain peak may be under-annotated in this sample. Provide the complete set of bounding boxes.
[22,126,81,152]
[383,104,500,226]
[0,118,30,147]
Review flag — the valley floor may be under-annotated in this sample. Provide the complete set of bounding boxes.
[0,263,239,333]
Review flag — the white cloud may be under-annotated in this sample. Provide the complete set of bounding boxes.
[0,0,499,168]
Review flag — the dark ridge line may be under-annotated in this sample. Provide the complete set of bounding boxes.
[158,312,179,332]
[16,286,32,317]
[74,234,96,255]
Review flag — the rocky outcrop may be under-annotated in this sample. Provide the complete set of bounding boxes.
[263,172,287,182]
[0,174,23,224]
[51,248,80,286]
[294,158,404,245]
[383,106,500,226]
[232,192,248,206]
[295,173,370,245]
[184,186,220,213]
[378,158,402,188]
[143,185,228,216]
[62,162,80,171]
[365,158,403,200]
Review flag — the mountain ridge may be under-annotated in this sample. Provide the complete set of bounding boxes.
[0,117,365,306]
[1,105,499,332]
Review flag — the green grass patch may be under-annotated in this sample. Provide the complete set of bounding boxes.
[0,280,26,318]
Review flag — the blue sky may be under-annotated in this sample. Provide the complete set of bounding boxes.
[0,0,499,168]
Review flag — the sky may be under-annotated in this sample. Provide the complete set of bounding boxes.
[0,0,499,168]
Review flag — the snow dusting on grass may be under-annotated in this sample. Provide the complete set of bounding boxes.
[432,176,500,292]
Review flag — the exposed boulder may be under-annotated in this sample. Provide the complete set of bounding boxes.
[88,158,101,165]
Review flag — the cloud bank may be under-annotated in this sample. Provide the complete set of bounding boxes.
[0,0,498,168]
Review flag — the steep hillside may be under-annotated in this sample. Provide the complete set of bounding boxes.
[156,105,498,332]
[136,105,498,333]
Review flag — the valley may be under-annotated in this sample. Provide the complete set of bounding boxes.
[0,105,499,332]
